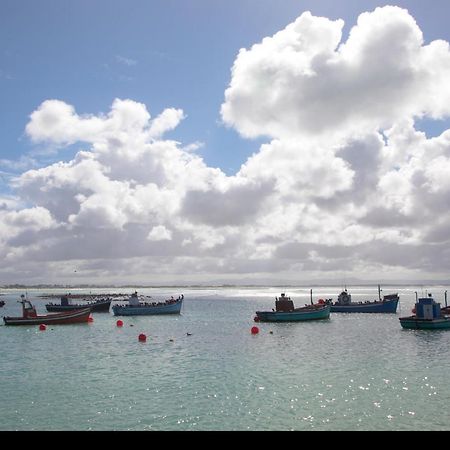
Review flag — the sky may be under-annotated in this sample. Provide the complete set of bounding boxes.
[1,0,450,285]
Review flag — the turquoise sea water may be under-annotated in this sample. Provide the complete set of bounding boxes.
[0,286,449,431]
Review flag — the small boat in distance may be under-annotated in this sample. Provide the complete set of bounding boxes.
[326,286,399,313]
[45,295,111,312]
[112,291,183,316]
[3,295,91,326]
[400,294,450,330]
[255,292,331,322]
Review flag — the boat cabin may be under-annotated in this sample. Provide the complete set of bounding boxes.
[61,296,71,306]
[20,297,37,318]
[337,290,352,305]
[275,293,295,312]
[415,296,442,320]
[129,291,140,306]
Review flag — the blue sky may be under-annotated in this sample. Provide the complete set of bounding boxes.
[2,1,450,284]
[2,0,450,176]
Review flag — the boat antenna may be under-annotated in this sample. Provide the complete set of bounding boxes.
[445,290,448,308]
[378,284,382,301]
[415,291,418,302]
[310,288,313,306]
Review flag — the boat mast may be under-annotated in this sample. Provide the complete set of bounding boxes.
[310,289,313,305]
[378,285,381,301]
[445,290,448,308]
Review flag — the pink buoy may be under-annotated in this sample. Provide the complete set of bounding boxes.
[116,320,124,327]
[251,326,259,335]
[39,324,46,331]
[138,333,147,342]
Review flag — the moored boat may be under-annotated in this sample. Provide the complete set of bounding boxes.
[400,294,450,330]
[112,291,183,316]
[45,296,111,312]
[440,291,450,315]
[255,293,331,323]
[3,296,91,326]
[327,286,399,313]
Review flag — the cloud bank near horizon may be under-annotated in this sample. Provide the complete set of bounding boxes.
[2,5,450,284]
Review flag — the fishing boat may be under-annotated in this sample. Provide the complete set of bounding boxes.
[3,296,91,326]
[326,286,399,313]
[112,291,183,316]
[400,294,450,330]
[45,296,111,312]
[440,291,450,315]
[255,292,331,323]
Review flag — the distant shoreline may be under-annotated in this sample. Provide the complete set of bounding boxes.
[1,282,450,289]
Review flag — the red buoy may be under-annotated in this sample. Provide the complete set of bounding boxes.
[116,320,124,327]
[251,326,259,335]
[138,333,147,342]
[39,324,46,331]
[88,316,94,323]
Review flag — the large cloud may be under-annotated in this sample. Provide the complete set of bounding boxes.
[2,6,450,284]
[221,6,450,140]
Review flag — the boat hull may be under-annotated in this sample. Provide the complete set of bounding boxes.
[330,298,399,313]
[255,305,330,322]
[3,308,92,326]
[45,300,111,312]
[112,300,182,316]
[399,316,450,330]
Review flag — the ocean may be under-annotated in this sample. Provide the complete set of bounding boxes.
[0,285,449,431]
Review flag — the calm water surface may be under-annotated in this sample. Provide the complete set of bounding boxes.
[0,286,449,431]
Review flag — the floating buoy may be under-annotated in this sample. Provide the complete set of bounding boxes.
[88,316,94,323]
[39,324,46,331]
[138,333,147,342]
[116,320,124,327]
[269,331,274,335]
[254,316,260,322]
[251,326,259,335]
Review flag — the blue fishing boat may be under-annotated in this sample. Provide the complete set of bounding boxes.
[326,286,399,313]
[255,293,331,323]
[112,291,183,316]
[400,294,450,330]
